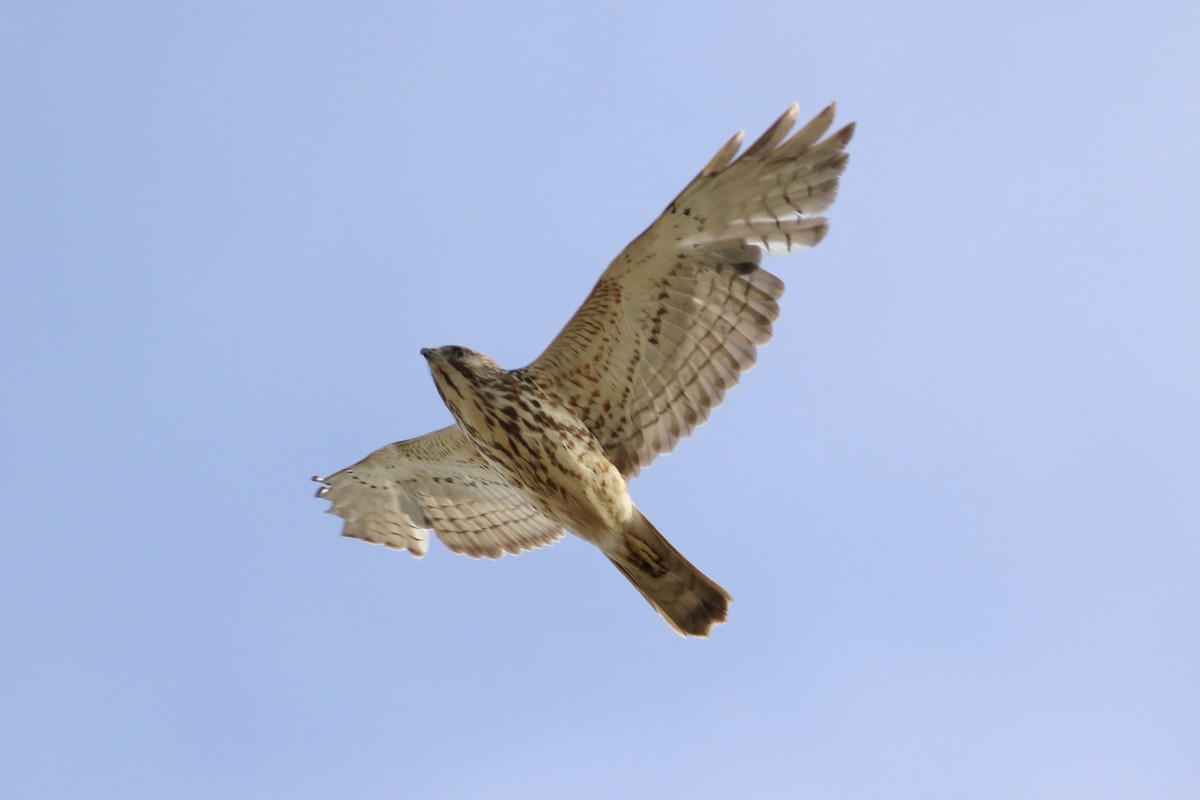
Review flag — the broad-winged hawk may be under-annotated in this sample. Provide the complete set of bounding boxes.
[315,104,854,636]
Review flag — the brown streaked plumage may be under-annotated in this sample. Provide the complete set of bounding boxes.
[314,104,854,636]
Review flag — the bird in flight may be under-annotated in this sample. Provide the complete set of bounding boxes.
[314,104,853,637]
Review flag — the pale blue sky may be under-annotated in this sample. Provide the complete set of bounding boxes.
[3,2,1198,798]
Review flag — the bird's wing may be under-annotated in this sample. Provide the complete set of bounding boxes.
[313,425,564,559]
[525,104,854,476]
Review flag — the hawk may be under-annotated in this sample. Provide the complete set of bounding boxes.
[315,104,854,637]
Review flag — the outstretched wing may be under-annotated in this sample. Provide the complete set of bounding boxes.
[314,425,564,559]
[525,104,854,476]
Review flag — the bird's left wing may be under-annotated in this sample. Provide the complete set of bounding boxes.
[314,425,564,559]
[525,104,853,477]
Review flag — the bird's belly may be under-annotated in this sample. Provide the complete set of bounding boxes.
[453,397,632,542]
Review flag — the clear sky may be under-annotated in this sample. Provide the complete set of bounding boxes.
[3,1,1198,798]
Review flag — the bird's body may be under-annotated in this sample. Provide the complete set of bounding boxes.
[423,346,730,635]
[315,104,854,636]
[424,347,631,542]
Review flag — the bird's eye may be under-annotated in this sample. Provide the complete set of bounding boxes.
[451,347,467,358]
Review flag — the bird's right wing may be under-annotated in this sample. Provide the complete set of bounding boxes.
[314,425,564,559]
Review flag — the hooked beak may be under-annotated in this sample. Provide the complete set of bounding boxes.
[420,347,435,360]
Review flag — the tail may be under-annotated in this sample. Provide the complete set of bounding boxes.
[608,509,731,637]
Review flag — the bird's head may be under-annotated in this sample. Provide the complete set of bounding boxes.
[421,346,507,390]
[420,345,488,365]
